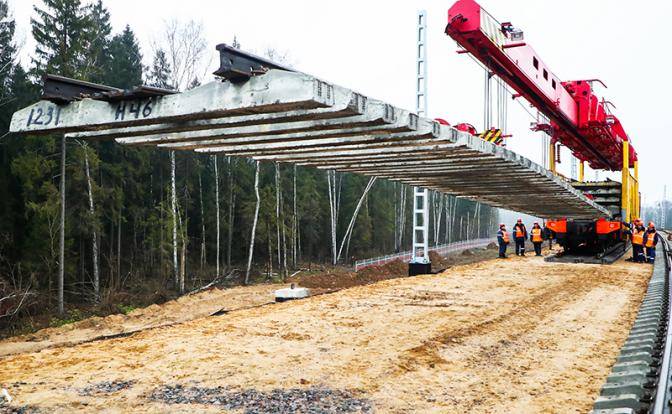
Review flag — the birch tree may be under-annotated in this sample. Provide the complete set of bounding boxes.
[198,169,206,270]
[292,165,298,267]
[157,19,209,91]
[326,170,341,265]
[80,142,100,302]
[226,157,235,270]
[58,135,66,315]
[213,155,220,277]
[170,151,178,287]
[153,19,208,291]
[245,161,261,284]
[275,162,281,268]
[432,192,445,246]
[395,184,407,252]
[336,177,377,263]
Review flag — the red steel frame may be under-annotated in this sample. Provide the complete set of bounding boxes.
[445,0,637,172]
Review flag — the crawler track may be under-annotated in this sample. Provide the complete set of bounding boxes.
[545,241,628,265]
[592,231,672,413]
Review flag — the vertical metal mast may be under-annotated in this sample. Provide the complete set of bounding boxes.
[484,70,491,130]
[410,10,430,269]
[538,110,550,170]
[663,185,667,229]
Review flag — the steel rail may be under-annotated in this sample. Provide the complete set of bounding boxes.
[592,231,671,412]
[652,230,672,414]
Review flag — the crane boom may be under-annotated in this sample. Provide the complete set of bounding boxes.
[445,0,637,172]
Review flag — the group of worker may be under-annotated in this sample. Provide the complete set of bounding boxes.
[627,219,659,264]
[496,217,662,263]
[496,219,545,259]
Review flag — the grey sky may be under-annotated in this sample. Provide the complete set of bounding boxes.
[8,0,672,205]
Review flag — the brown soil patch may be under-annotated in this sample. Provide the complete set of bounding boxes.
[288,260,407,291]
[0,283,284,357]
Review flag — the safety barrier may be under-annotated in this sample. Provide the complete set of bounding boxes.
[354,238,495,272]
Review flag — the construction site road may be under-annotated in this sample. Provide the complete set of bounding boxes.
[0,255,651,413]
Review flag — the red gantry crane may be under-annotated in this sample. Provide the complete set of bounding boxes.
[445,0,640,258]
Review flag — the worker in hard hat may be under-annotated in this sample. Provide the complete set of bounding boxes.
[529,222,544,256]
[629,219,646,263]
[512,218,527,256]
[497,224,510,258]
[643,221,659,263]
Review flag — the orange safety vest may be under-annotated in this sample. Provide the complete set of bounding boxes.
[632,229,644,245]
[501,231,510,243]
[515,227,525,238]
[531,228,543,242]
[645,232,656,248]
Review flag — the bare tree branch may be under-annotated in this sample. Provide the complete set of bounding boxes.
[0,285,34,319]
[157,19,208,91]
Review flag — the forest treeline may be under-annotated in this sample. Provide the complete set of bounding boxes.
[0,0,496,323]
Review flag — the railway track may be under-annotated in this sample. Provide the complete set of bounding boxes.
[592,230,672,413]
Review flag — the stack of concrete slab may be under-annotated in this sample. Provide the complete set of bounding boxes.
[10,70,608,219]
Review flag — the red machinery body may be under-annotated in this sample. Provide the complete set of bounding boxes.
[445,0,636,172]
[446,0,640,256]
[435,118,479,136]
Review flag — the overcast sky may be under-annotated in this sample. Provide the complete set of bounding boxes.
[7,0,672,206]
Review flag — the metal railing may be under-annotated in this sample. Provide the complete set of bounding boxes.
[354,238,495,272]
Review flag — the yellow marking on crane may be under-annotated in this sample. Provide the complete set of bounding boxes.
[478,128,503,145]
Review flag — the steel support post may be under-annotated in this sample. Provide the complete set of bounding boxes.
[549,140,556,174]
[621,139,630,221]
[634,160,640,217]
[579,161,585,182]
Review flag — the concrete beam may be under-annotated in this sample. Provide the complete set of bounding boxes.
[117,100,424,146]
[11,71,337,134]
[8,69,610,219]
[66,94,367,140]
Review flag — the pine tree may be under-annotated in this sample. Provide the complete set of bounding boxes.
[31,0,91,78]
[82,0,111,83]
[146,49,173,89]
[0,0,15,92]
[105,25,142,89]
[0,4,30,269]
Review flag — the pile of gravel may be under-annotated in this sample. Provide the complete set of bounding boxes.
[149,384,373,413]
[79,380,135,396]
[0,406,42,414]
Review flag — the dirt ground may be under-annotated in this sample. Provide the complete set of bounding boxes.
[0,254,652,413]
[0,283,286,358]
[0,246,499,358]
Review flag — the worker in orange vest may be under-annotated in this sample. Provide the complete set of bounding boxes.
[512,218,527,256]
[497,224,510,258]
[529,222,544,256]
[629,219,646,263]
[643,221,659,263]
